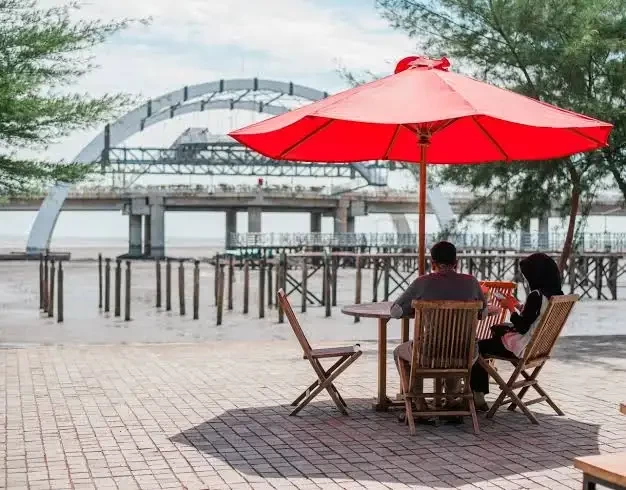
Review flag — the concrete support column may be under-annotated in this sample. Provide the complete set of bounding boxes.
[143,215,151,256]
[310,212,322,233]
[128,214,142,257]
[149,196,165,258]
[347,216,355,233]
[225,210,237,249]
[334,207,348,234]
[248,207,261,233]
[538,215,550,250]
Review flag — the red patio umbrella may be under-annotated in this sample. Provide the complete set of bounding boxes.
[229,56,612,275]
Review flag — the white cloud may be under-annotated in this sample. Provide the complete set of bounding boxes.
[34,0,415,159]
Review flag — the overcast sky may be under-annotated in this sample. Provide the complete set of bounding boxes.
[42,0,416,161]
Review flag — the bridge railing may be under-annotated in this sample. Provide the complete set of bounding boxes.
[229,232,626,253]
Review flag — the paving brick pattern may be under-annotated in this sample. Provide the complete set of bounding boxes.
[1,340,626,489]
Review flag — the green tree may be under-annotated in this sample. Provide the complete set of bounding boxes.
[0,0,143,196]
[376,0,626,269]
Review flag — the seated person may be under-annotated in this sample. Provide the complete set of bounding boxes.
[470,252,563,411]
[391,241,488,407]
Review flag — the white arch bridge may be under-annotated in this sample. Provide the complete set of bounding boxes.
[26,77,457,256]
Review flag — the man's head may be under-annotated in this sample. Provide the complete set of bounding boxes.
[430,241,457,271]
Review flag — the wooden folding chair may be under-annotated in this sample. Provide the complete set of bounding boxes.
[477,281,517,340]
[277,289,362,416]
[479,294,579,424]
[399,300,483,435]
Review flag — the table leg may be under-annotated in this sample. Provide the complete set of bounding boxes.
[375,318,391,411]
[401,317,410,343]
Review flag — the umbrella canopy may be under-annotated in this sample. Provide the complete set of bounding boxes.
[229,56,613,274]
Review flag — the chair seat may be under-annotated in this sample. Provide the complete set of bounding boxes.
[574,453,626,488]
[306,345,360,359]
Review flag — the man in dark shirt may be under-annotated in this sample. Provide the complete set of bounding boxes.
[392,241,487,407]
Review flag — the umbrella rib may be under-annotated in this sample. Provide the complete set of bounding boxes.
[277,119,335,159]
[472,116,510,162]
[383,125,402,160]
[567,127,608,148]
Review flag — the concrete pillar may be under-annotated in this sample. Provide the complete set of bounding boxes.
[347,216,355,233]
[143,215,151,256]
[310,212,322,233]
[538,215,550,250]
[334,207,348,234]
[128,214,142,257]
[248,207,261,233]
[225,210,237,249]
[149,196,165,258]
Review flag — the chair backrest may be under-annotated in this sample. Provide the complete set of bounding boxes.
[277,289,313,357]
[476,281,517,340]
[409,300,483,373]
[524,294,578,363]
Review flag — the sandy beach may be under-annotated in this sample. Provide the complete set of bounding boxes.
[1,258,625,346]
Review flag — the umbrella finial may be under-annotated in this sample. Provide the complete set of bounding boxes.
[394,56,451,74]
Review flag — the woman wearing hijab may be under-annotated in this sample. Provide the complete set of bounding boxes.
[470,253,563,411]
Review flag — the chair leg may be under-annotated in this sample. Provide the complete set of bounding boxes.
[532,381,565,416]
[292,379,320,406]
[507,366,541,411]
[291,357,345,407]
[467,397,480,435]
[398,360,415,435]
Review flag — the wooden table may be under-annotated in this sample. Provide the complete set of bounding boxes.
[341,301,405,411]
[574,453,626,489]
[341,301,501,411]
[620,403,626,415]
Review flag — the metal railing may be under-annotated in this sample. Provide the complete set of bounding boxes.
[229,232,626,253]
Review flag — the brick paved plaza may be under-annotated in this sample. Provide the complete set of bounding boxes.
[1,337,626,490]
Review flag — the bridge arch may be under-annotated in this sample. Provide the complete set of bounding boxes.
[26,77,455,254]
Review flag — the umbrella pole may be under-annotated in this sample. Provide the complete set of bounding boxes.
[418,138,428,276]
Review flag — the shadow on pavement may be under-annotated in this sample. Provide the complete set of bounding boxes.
[171,397,599,488]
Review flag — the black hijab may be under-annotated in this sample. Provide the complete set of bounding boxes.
[520,253,563,298]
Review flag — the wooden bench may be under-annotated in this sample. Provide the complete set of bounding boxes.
[574,453,626,490]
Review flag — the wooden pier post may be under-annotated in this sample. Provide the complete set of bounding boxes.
[324,253,331,317]
[193,260,200,320]
[48,258,55,318]
[372,257,379,302]
[57,261,64,323]
[267,263,273,308]
[114,259,121,317]
[243,260,249,314]
[43,255,49,313]
[98,253,102,310]
[104,258,111,313]
[214,255,220,304]
[301,257,308,313]
[354,254,362,323]
[155,259,162,308]
[278,253,286,324]
[166,259,172,311]
[178,260,185,316]
[383,257,390,301]
[258,259,265,319]
[228,256,234,311]
[331,255,338,307]
[216,266,224,326]
[124,261,131,321]
[39,254,44,311]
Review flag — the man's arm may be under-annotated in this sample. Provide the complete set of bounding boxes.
[474,279,488,320]
[390,278,424,318]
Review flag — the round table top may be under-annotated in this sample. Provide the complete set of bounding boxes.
[341,301,395,319]
[341,302,502,319]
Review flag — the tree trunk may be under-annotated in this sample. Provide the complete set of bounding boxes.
[559,186,580,274]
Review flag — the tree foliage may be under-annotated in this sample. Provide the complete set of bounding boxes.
[376,0,626,265]
[0,0,143,195]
